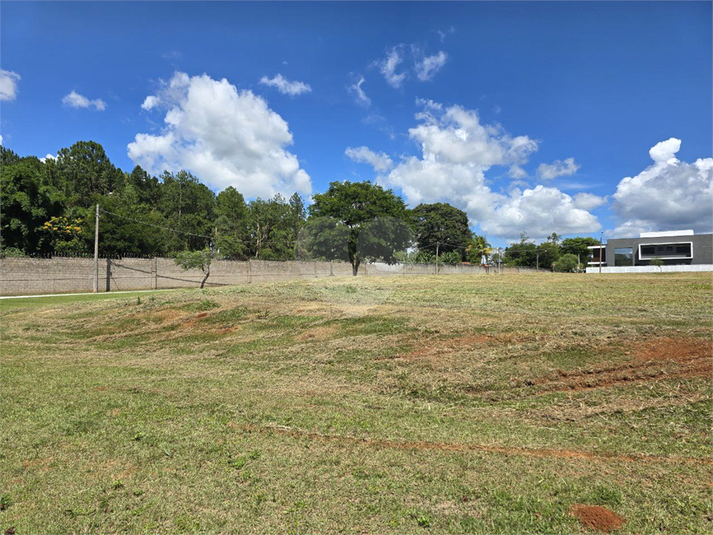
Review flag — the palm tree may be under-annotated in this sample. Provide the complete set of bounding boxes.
[466,234,492,265]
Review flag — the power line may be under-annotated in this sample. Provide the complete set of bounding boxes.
[99,208,213,241]
[99,207,300,250]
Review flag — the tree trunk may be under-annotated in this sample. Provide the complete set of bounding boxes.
[351,257,360,276]
[200,265,210,289]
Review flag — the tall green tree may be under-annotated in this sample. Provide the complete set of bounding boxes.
[214,186,249,260]
[247,194,296,260]
[412,203,471,260]
[289,193,306,241]
[52,141,124,206]
[308,181,411,275]
[158,171,215,251]
[127,165,161,206]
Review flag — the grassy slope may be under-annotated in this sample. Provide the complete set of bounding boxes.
[1,273,711,534]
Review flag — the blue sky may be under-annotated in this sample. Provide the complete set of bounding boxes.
[2,1,711,246]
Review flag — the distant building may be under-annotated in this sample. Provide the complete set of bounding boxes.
[587,230,713,272]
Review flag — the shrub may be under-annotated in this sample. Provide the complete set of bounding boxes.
[553,253,579,272]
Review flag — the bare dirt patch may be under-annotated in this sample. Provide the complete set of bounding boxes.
[181,311,209,329]
[528,337,712,395]
[635,336,711,364]
[570,504,625,533]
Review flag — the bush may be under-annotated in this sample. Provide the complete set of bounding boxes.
[553,253,580,272]
[0,247,26,258]
[440,251,463,265]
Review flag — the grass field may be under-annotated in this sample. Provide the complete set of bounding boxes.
[1,273,711,534]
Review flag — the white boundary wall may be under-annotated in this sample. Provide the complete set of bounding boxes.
[586,264,713,274]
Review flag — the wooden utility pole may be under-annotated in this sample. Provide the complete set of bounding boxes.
[435,242,440,275]
[93,204,99,292]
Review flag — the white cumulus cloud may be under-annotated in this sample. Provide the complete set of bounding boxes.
[0,135,3,145]
[259,74,311,96]
[347,75,371,107]
[141,95,160,110]
[484,186,601,239]
[572,192,607,211]
[345,146,393,173]
[537,157,580,180]
[612,138,713,235]
[128,71,311,199]
[414,50,448,81]
[0,70,20,101]
[376,101,600,240]
[648,137,681,164]
[40,153,57,163]
[508,165,528,179]
[377,47,407,89]
[62,91,106,111]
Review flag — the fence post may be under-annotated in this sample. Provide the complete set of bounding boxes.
[93,204,99,292]
[152,257,158,289]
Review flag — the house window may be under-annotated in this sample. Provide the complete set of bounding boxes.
[638,242,693,259]
[614,247,634,266]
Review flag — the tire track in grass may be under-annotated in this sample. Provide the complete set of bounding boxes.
[233,423,712,466]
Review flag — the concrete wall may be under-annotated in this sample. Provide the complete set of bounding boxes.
[0,257,537,296]
[586,264,713,274]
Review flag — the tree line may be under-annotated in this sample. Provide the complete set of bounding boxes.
[1,140,598,274]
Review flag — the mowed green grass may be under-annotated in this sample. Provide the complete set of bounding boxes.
[1,273,711,534]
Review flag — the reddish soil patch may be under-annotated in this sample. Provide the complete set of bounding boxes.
[635,337,711,364]
[527,337,712,395]
[218,326,239,335]
[571,504,625,533]
[182,311,210,329]
[236,423,711,465]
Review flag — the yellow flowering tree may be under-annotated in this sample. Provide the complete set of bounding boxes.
[41,216,88,255]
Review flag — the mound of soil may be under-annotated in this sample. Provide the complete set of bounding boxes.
[571,504,625,533]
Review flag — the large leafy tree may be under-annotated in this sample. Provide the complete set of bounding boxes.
[503,233,538,267]
[412,203,471,260]
[536,239,561,270]
[307,181,411,275]
[91,187,169,257]
[561,237,601,263]
[0,157,64,255]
